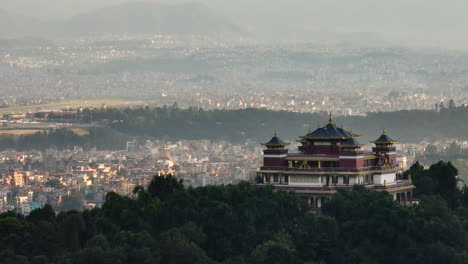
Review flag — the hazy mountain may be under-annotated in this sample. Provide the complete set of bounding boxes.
[0,2,242,38]
[0,9,40,37]
[3,0,468,49]
[54,2,242,36]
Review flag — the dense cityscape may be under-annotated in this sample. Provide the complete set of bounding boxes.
[2,36,468,114]
[1,107,468,214]
[0,139,260,214]
[3,32,468,215]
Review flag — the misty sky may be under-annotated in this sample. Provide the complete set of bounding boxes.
[2,0,468,49]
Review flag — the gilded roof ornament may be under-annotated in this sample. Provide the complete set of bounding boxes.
[262,129,289,146]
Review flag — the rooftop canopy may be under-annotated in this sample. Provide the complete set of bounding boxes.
[371,129,398,144]
[302,113,358,139]
[262,129,290,147]
[341,137,365,147]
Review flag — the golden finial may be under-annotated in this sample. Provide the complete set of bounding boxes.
[408,174,412,182]
[383,128,387,135]
[308,126,312,133]
[328,112,333,124]
[274,128,278,137]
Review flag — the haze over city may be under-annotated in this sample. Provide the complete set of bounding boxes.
[3,0,468,49]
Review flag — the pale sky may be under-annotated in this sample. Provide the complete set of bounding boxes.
[2,0,468,49]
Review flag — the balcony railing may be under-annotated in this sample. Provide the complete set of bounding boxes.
[256,180,414,189]
[260,165,400,173]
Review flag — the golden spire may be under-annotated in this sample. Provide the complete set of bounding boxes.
[328,112,333,124]
[274,128,278,137]
[383,128,387,135]
[308,126,312,133]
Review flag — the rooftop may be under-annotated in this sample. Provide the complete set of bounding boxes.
[262,129,289,146]
[372,129,398,144]
[302,113,356,139]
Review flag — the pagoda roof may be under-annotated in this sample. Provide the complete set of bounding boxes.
[303,121,354,140]
[262,130,289,146]
[341,137,365,147]
[371,129,398,144]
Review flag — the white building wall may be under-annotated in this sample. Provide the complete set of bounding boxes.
[374,172,396,185]
[349,176,359,185]
[288,175,323,186]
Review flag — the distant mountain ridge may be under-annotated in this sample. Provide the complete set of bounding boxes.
[59,2,242,35]
[3,0,468,49]
[0,9,41,37]
[0,2,243,38]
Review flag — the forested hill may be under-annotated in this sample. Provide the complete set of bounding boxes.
[82,105,468,143]
[0,104,468,150]
[3,105,467,151]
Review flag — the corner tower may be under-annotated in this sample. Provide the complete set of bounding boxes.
[339,134,365,168]
[372,129,398,167]
[261,129,289,167]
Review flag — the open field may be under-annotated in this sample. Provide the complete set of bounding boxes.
[70,128,89,136]
[0,129,45,135]
[0,99,147,114]
[0,128,89,136]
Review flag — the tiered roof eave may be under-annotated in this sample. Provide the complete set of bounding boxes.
[262,130,290,147]
[341,137,365,147]
[371,129,398,144]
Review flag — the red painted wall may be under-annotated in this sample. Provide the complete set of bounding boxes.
[339,158,365,168]
[264,157,288,167]
[305,145,339,155]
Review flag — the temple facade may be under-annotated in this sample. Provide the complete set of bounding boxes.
[256,114,415,210]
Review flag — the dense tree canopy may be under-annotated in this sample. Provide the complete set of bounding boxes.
[87,104,468,143]
[0,127,127,151]
[406,161,461,208]
[3,164,468,263]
